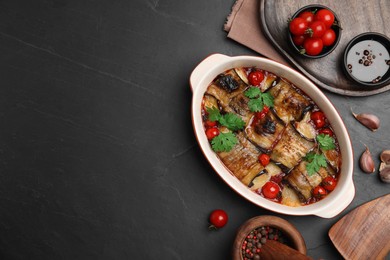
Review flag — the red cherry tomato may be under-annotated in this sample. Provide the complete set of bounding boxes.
[311,111,326,128]
[292,34,306,46]
[209,209,228,229]
[313,186,327,198]
[248,71,265,86]
[261,181,280,199]
[318,128,333,136]
[255,105,270,119]
[205,120,217,127]
[314,9,335,28]
[289,17,308,36]
[206,128,219,140]
[321,29,336,46]
[298,11,315,24]
[258,154,270,166]
[306,21,326,38]
[322,176,337,191]
[303,38,323,56]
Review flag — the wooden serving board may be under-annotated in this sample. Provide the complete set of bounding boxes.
[259,0,390,96]
[329,194,390,259]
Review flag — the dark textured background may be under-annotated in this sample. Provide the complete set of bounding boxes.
[0,0,389,259]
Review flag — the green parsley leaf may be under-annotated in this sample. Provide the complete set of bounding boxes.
[317,134,335,150]
[245,87,274,112]
[248,98,264,112]
[206,107,221,122]
[211,132,238,152]
[244,87,261,98]
[219,113,245,131]
[261,92,274,108]
[305,152,327,176]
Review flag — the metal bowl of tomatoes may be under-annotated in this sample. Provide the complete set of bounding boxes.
[288,4,342,58]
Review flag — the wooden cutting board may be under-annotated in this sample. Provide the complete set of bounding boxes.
[259,0,390,96]
[329,194,390,259]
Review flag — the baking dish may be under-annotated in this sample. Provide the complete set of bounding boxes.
[190,54,354,218]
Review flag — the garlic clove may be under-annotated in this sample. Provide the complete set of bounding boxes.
[352,112,380,131]
[379,163,390,183]
[379,150,390,164]
[359,145,375,174]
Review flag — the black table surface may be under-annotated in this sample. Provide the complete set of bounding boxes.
[1,1,389,259]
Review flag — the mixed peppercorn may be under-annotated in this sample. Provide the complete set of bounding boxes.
[241,226,289,260]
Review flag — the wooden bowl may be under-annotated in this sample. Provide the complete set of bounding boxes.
[232,215,306,260]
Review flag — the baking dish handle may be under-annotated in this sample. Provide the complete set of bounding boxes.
[189,53,230,92]
[315,181,355,218]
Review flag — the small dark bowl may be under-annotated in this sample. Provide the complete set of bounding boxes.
[288,4,342,59]
[343,32,390,88]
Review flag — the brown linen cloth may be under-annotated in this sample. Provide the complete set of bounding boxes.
[224,0,289,66]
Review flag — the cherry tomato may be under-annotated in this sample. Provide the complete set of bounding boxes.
[258,154,270,166]
[261,181,280,199]
[209,209,228,229]
[313,186,327,198]
[311,111,326,128]
[206,128,219,140]
[303,37,323,56]
[314,9,335,28]
[298,11,315,24]
[205,120,217,127]
[289,17,308,36]
[292,34,306,46]
[321,29,336,46]
[248,71,265,86]
[306,21,326,38]
[318,128,333,136]
[322,176,337,191]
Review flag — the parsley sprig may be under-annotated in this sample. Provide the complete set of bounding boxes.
[206,107,245,152]
[211,132,238,152]
[304,134,336,175]
[206,107,245,131]
[317,134,335,150]
[244,87,274,112]
[305,152,327,176]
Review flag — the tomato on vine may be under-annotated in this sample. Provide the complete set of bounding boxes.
[321,29,336,46]
[209,209,228,230]
[303,38,323,56]
[261,181,280,199]
[311,111,326,128]
[206,128,219,140]
[248,71,265,86]
[289,17,308,36]
[322,176,337,191]
[298,11,315,24]
[314,9,335,28]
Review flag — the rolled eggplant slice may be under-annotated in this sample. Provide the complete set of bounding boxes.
[260,72,278,92]
[284,167,312,201]
[268,79,312,124]
[218,132,264,186]
[205,69,248,108]
[321,148,341,173]
[290,161,323,189]
[234,67,249,85]
[249,162,283,191]
[292,111,317,141]
[270,124,315,170]
[227,93,253,124]
[245,111,285,152]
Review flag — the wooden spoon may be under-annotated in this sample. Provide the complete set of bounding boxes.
[260,240,312,260]
[329,194,390,259]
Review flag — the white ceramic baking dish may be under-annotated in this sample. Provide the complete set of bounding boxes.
[190,54,354,218]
